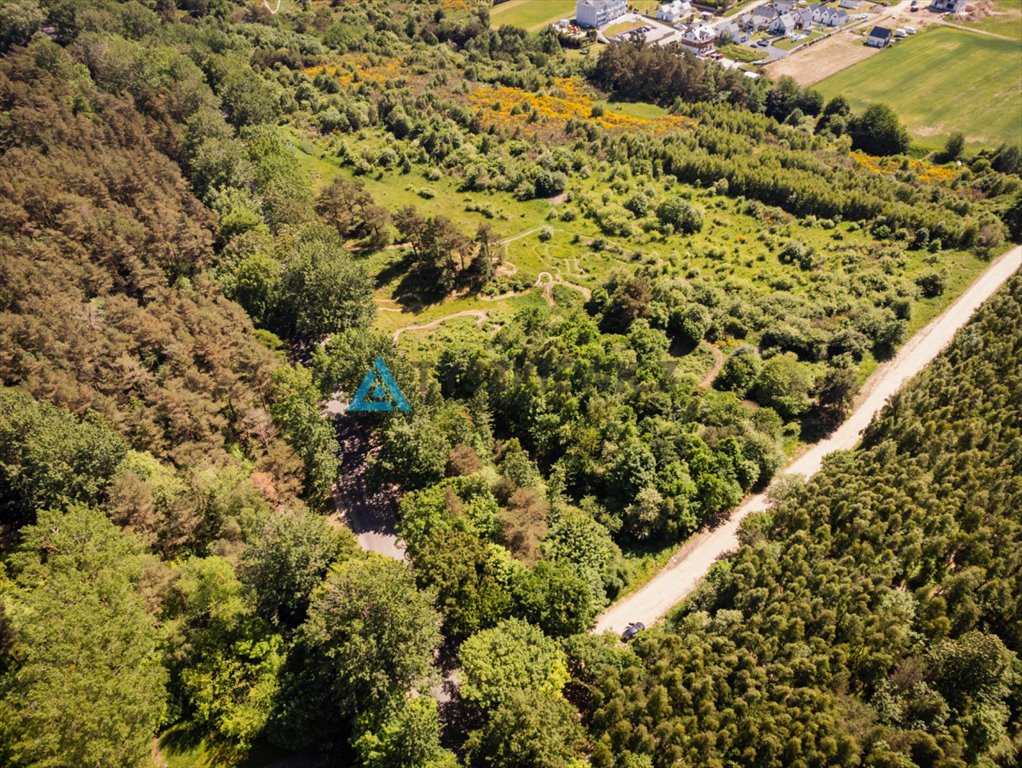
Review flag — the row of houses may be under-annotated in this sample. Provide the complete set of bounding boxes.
[730,2,851,36]
[655,0,693,23]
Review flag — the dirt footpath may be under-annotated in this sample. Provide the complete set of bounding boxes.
[765,2,946,86]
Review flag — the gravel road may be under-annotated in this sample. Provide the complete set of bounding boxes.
[595,245,1022,635]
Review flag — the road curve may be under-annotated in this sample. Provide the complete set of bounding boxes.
[595,245,1022,635]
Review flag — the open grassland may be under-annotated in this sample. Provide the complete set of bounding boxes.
[815,26,1022,150]
[960,0,1022,39]
[489,0,576,30]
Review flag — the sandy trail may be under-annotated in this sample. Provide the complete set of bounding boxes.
[595,245,1022,635]
[536,271,593,306]
[699,341,725,388]
[391,310,488,343]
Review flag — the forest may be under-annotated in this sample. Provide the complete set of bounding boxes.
[0,1,1018,767]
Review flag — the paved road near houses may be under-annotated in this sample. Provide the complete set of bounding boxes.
[595,245,1022,636]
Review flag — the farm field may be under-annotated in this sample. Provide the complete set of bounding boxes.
[488,0,576,30]
[815,26,1022,149]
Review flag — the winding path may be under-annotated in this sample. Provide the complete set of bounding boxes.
[595,245,1022,636]
[699,341,725,388]
[536,271,593,306]
[391,310,488,343]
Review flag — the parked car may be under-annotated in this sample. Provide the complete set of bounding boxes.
[910,0,918,10]
[894,27,908,37]
[905,25,917,33]
[622,622,646,642]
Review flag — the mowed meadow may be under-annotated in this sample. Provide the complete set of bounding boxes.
[816,26,1022,150]
[487,0,577,31]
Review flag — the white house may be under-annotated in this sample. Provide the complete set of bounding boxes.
[576,0,628,28]
[768,12,797,35]
[818,7,848,25]
[794,7,814,28]
[681,24,716,56]
[866,25,892,46]
[716,20,750,43]
[748,5,780,30]
[657,0,691,22]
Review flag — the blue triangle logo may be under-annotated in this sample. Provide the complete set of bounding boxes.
[348,356,411,413]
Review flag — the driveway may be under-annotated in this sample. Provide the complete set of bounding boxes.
[595,245,1022,636]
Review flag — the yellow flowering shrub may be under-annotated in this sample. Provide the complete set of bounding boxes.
[468,77,691,136]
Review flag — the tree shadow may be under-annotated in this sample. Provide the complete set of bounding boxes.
[158,722,205,756]
[799,408,842,444]
[374,250,415,290]
[393,264,451,309]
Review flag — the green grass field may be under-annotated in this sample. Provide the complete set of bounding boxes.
[489,0,577,31]
[815,26,1022,150]
[960,0,1022,40]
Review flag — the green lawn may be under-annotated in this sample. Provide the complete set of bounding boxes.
[719,43,768,63]
[604,18,648,37]
[489,0,577,31]
[815,26,1022,150]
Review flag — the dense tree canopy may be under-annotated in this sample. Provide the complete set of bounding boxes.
[0,507,166,767]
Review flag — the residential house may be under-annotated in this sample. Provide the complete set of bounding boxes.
[774,0,798,11]
[576,0,628,28]
[819,7,848,25]
[866,25,892,46]
[839,0,860,9]
[657,0,692,22]
[931,0,966,11]
[768,12,797,35]
[681,24,716,56]
[794,7,814,28]
[749,5,780,30]
[716,20,750,43]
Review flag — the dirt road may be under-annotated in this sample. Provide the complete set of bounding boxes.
[328,415,406,560]
[595,245,1022,635]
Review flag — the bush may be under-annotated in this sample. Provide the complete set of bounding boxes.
[717,346,763,397]
[847,103,910,156]
[656,197,703,234]
[753,353,814,421]
[915,271,946,298]
[534,171,567,198]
